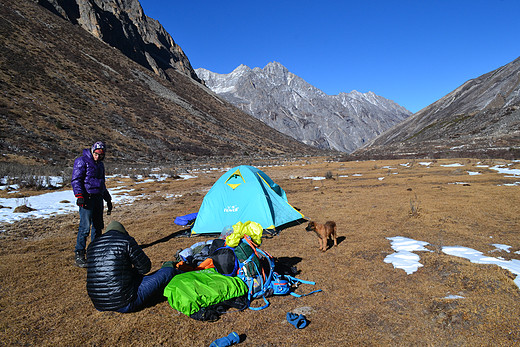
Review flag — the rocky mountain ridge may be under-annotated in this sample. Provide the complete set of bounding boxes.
[355,56,520,159]
[196,62,412,153]
[35,0,202,83]
[0,0,327,166]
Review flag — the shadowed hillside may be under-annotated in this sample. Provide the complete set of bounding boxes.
[0,0,329,166]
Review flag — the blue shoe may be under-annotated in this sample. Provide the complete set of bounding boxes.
[286,312,308,329]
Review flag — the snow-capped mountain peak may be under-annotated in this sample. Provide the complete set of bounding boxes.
[195,62,411,152]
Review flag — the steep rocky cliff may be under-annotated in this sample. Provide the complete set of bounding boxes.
[196,62,411,153]
[355,57,520,159]
[35,0,201,82]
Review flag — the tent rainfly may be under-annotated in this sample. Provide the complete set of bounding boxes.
[191,165,304,235]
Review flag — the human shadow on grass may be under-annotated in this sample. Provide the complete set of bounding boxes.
[136,268,182,311]
[141,228,192,249]
[139,289,169,311]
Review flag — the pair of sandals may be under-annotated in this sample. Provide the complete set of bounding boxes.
[286,312,309,329]
[209,313,307,347]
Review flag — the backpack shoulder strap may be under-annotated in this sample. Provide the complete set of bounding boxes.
[285,275,322,297]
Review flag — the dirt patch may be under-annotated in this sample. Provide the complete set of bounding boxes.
[13,205,36,213]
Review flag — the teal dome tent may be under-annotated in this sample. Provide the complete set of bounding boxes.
[191,165,304,235]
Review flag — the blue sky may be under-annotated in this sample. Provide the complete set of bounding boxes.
[139,0,519,113]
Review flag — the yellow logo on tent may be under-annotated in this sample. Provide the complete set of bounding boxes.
[225,169,245,189]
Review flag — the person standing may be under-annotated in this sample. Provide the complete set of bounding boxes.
[86,221,178,312]
[71,141,113,268]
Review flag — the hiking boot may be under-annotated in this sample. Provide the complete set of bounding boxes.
[75,250,87,268]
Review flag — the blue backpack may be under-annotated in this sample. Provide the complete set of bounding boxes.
[233,236,321,310]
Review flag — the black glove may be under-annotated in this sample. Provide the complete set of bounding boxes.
[107,201,113,215]
[76,195,84,207]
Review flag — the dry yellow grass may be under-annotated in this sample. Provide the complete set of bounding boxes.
[1,157,519,346]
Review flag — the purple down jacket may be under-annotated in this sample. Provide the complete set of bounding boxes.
[71,148,111,200]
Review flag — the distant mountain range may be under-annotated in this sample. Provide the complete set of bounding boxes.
[355,56,520,159]
[196,63,412,153]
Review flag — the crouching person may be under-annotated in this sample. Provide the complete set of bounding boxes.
[86,221,177,313]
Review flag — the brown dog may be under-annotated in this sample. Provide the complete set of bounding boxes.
[305,221,337,252]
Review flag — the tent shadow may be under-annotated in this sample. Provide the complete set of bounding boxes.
[141,228,192,249]
[263,218,308,239]
[276,218,308,232]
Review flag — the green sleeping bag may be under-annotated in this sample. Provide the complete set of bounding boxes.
[163,268,247,316]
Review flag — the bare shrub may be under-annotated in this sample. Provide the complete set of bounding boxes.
[61,167,72,188]
[0,162,67,190]
[409,193,420,217]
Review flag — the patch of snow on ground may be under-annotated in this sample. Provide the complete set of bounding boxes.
[467,171,481,175]
[419,162,432,166]
[0,184,20,191]
[0,186,140,225]
[386,237,520,289]
[0,191,77,224]
[503,182,520,186]
[136,179,155,184]
[492,244,512,253]
[303,176,325,181]
[165,194,183,199]
[384,237,431,274]
[441,163,464,167]
[443,246,520,288]
[444,295,465,299]
[490,165,520,176]
[178,173,198,180]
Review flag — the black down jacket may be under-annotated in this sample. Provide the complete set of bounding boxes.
[86,230,151,311]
